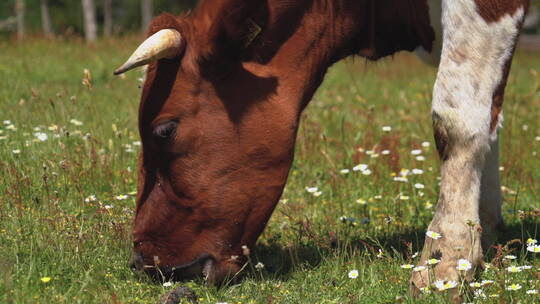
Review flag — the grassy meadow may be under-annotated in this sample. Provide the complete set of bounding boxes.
[0,37,539,304]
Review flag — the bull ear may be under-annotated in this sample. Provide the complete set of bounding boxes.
[197,0,262,60]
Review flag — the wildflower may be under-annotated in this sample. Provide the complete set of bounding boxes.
[12,149,21,154]
[306,187,318,193]
[527,245,540,253]
[504,255,517,260]
[416,156,426,161]
[84,195,97,203]
[526,289,538,294]
[382,126,392,132]
[411,149,422,155]
[352,164,368,172]
[414,183,425,189]
[34,132,48,141]
[381,150,390,155]
[313,191,322,197]
[3,120,11,125]
[426,231,442,240]
[520,265,532,270]
[469,282,482,288]
[399,169,410,176]
[6,124,16,131]
[104,205,113,209]
[362,169,372,175]
[424,201,433,209]
[348,269,359,279]
[426,258,440,265]
[399,195,410,200]
[456,259,472,271]
[40,277,51,283]
[163,282,173,287]
[413,266,426,272]
[506,265,522,273]
[411,168,424,175]
[393,176,408,183]
[133,141,142,146]
[70,119,83,126]
[526,238,537,245]
[400,264,414,269]
[356,199,367,205]
[411,252,419,258]
[115,194,128,200]
[421,141,430,148]
[506,283,522,291]
[480,280,494,286]
[340,169,350,175]
[434,280,458,291]
[420,287,431,294]
[255,262,265,270]
[474,289,487,299]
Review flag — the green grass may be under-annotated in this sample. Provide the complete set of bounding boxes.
[0,37,539,304]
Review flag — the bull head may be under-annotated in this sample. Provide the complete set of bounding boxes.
[115,0,318,283]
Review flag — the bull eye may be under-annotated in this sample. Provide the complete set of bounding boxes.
[153,120,178,141]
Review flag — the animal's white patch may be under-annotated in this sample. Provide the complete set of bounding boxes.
[412,0,525,288]
[415,0,443,66]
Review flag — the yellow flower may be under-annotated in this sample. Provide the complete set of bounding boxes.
[40,277,51,283]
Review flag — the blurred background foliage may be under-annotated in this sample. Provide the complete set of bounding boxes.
[0,1,538,40]
[0,0,197,37]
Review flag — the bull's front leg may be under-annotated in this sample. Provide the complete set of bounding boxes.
[410,0,528,295]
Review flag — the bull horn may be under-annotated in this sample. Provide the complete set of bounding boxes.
[114,29,183,75]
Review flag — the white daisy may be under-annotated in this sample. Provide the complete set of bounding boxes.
[426,231,442,240]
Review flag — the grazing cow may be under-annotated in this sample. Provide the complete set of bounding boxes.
[115,0,530,291]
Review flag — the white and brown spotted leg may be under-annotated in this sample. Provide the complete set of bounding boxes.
[411,0,527,293]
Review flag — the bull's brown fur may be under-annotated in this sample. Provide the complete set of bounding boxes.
[474,0,529,23]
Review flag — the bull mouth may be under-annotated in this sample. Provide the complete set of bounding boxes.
[132,253,215,282]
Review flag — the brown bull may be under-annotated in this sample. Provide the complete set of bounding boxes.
[115,0,530,291]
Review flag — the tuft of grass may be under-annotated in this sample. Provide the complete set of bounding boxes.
[1,37,539,303]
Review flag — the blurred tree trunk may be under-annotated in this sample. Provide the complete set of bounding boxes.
[82,0,97,42]
[15,0,25,40]
[103,0,113,36]
[40,0,54,37]
[141,0,153,33]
